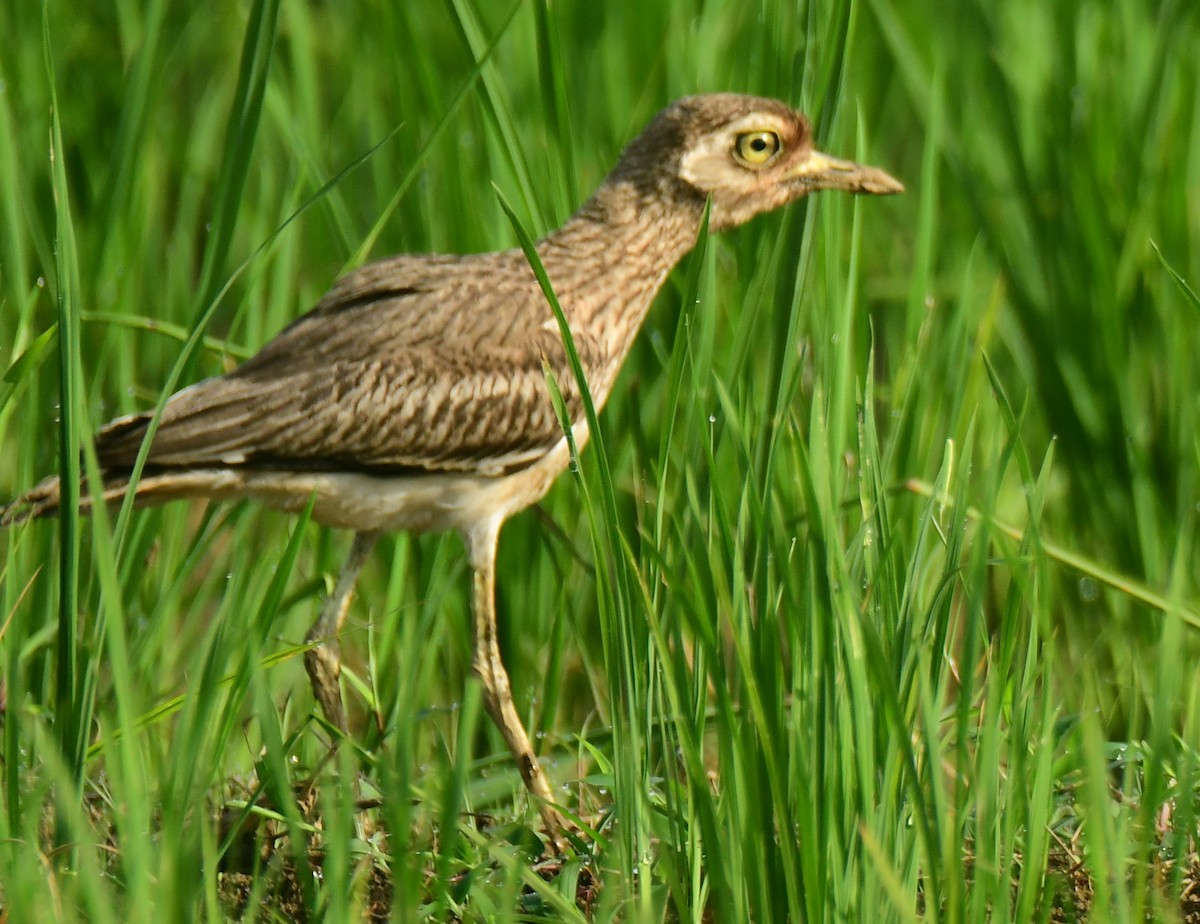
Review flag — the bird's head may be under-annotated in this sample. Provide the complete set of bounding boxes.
[609,94,903,231]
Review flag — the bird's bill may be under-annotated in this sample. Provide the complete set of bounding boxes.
[789,150,904,195]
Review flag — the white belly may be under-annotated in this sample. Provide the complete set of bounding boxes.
[123,434,579,535]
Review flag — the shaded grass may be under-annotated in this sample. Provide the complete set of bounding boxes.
[0,0,1198,921]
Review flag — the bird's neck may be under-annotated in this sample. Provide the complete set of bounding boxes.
[537,177,704,372]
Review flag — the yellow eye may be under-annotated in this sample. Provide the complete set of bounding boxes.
[733,130,782,166]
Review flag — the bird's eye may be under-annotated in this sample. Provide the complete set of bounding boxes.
[733,131,782,167]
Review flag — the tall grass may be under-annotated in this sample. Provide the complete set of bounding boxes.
[0,0,1197,920]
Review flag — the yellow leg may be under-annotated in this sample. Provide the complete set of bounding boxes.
[304,531,379,732]
[465,518,568,853]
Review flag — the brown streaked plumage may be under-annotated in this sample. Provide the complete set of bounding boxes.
[1,93,902,850]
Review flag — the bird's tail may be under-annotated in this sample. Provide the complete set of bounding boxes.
[2,476,66,525]
[1,471,215,527]
[2,468,274,529]
[0,474,121,526]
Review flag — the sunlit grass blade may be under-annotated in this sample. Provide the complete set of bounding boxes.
[43,0,86,804]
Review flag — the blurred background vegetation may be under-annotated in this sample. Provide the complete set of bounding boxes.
[1,0,1197,920]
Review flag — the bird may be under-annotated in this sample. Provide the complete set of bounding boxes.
[1,93,902,849]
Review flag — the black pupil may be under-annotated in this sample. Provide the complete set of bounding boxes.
[751,137,768,151]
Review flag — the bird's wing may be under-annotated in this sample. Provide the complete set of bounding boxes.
[95,257,598,476]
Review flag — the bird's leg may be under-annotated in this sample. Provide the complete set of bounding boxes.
[305,530,380,732]
[465,518,568,853]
